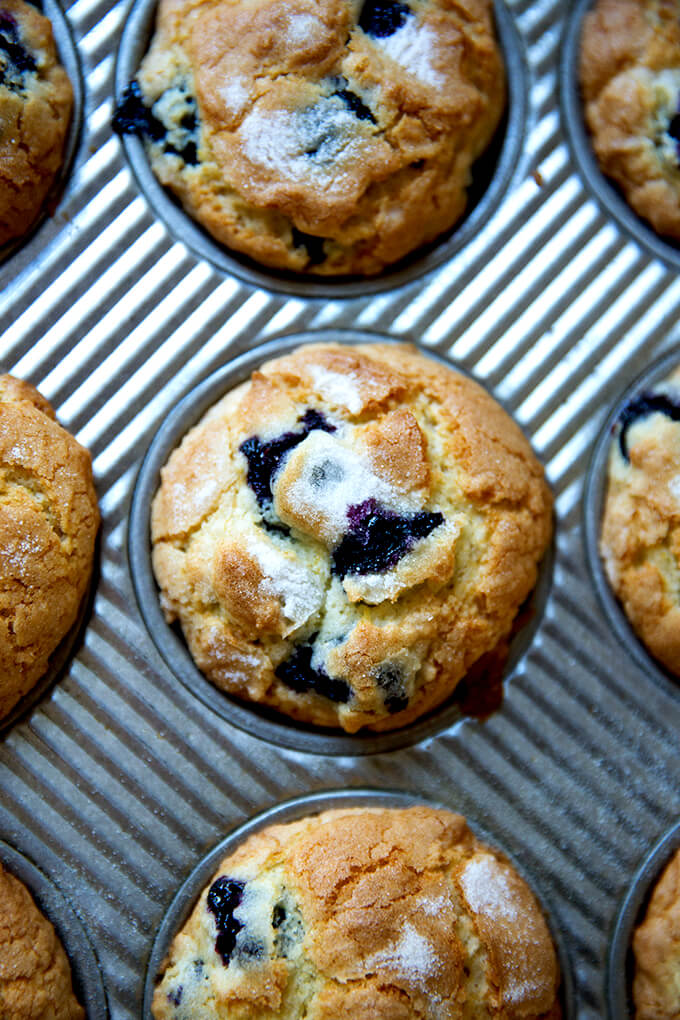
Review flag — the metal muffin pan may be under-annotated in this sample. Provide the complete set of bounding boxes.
[129,328,554,756]
[584,346,680,696]
[0,837,108,1018]
[0,0,83,263]
[143,788,575,1019]
[560,0,680,275]
[1,0,680,1016]
[607,819,680,1019]
[112,0,526,298]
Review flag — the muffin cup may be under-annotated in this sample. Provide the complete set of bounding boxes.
[560,0,680,274]
[0,838,108,1018]
[607,819,680,1020]
[112,0,527,298]
[142,787,575,1020]
[128,329,554,756]
[583,346,680,693]
[0,0,83,261]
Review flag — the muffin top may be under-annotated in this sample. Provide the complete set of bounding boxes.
[600,366,680,676]
[580,0,680,240]
[151,342,552,732]
[0,374,99,719]
[117,0,505,274]
[633,845,680,1019]
[152,805,562,1020]
[0,861,84,1019]
[0,0,73,246]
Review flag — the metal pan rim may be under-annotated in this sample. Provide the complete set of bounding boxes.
[128,327,554,756]
[0,838,109,1019]
[607,819,680,1020]
[560,0,680,274]
[583,345,680,697]
[112,0,527,299]
[142,786,575,1020]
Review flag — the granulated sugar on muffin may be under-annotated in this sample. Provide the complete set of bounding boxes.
[0,0,73,246]
[152,806,562,1020]
[113,0,505,275]
[151,342,552,732]
[600,367,680,676]
[633,845,680,1019]
[0,861,84,1019]
[580,0,680,241]
[0,374,99,719]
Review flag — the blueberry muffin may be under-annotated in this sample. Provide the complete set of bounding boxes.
[0,0,73,246]
[0,374,99,719]
[152,806,562,1019]
[0,861,84,1019]
[600,368,680,676]
[113,0,505,275]
[632,845,680,1019]
[580,0,680,241]
[151,342,552,733]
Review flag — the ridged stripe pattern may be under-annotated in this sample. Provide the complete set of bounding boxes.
[1,0,680,1017]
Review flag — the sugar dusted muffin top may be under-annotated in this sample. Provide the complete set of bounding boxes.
[151,342,552,733]
[0,0,73,246]
[0,861,84,1019]
[152,806,562,1020]
[580,0,680,240]
[600,366,680,676]
[114,0,505,275]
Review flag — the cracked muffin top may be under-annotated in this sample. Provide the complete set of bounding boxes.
[633,845,680,1019]
[150,342,552,733]
[600,366,680,677]
[580,0,680,241]
[0,374,99,720]
[114,0,505,275]
[0,0,73,247]
[151,806,562,1020]
[0,860,84,1019]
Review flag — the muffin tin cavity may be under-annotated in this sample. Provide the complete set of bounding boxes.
[129,330,554,756]
[584,346,680,691]
[113,0,526,297]
[608,820,680,1020]
[0,838,108,1018]
[143,789,575,1020]
[561,0,680,274]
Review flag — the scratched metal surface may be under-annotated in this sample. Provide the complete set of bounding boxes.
[1,0,680,1018]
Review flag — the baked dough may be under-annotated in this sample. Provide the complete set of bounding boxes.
[114,0,505,275]
[152,806,562,1020]
[0,374,99,718]
[633,845,680,1019]
[151,342,552,732]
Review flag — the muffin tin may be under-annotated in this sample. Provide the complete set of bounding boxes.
[1,0,680,1017]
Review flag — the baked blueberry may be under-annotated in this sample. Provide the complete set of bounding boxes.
[375,663,409,714]
[358,0,412,38]
[113,81,165,141]
[240,409,335,510]
[0,10,36,90]
[291,227,327,266]
[334,86,375,123]
[275,641,352,704]
[166,986,182,1006]
[332,498,444,577]
[617,392,680,461]
[271,897,304,958]
[206,876,245,966]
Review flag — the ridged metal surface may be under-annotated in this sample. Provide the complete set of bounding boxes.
[1,0,680,1017]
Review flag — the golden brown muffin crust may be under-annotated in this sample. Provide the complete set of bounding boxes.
[0,374,99,718]
[0,862,84,1019]
[633,846,680,1019]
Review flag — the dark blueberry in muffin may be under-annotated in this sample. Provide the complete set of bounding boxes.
[359,0,412,38]
[275,641,352,703]
[669,106,680,161]
[332,498,444,577]
[335,87,376,123]
[617,392,680,461]
[206,876,245,966]
[375,663,409,713]
[166,986,183,1006]
[271,898,304,957]
[291,226,327,265]
[237,938,265,961]
[240,409,336,510]
[112,81,165,141]
[0,10,36,91]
